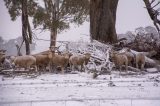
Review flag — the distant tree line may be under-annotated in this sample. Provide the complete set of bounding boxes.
[0,36,35,56]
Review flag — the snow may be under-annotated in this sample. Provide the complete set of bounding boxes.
[0,71,160,106]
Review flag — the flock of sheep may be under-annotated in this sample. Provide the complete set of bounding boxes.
[0,44,147,77]
[0,47,91,74]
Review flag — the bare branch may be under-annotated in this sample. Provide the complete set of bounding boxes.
[152,1,160,8]
[150,0,155,4]
[143,0,160,37]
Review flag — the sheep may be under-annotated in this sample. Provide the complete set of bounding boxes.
[0,52,5,67]
[122,48,145,70]
[49,52,71,74]
[13,55,37,72]
[32,54,50,72]
[119,49,135,67]
[2,58,13,69]
[109,50,128,72]
[69,53,91,72]
[135,52,145,70]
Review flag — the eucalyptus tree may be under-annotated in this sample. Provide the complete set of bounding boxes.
[4,0,37,54]
[33,0,89,46]
[4,0,89,52]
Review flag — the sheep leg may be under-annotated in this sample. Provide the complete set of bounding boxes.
[35,65,38,73]
[81,65,85,72]
[61,67,65,74]
[141,64,144,71]
[70,64,73,71]
[125,62,128,71]
[136,62,139,69]
[49,61,53,72]
[71,65,74,71]
[119,65,122,75]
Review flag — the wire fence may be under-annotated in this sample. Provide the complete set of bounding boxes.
[1,98,160,106]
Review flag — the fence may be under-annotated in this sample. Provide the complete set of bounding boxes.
[1,98,160,106]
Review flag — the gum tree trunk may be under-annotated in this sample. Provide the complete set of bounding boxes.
[22,0,30,55]
[90,0,118,43]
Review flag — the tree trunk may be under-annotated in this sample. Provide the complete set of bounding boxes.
[49,0,59,47]
[22,0,30,55]
[50,28,57,46]
[90,0,118,43]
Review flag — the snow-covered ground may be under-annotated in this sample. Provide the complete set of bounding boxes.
[0,71,160,106]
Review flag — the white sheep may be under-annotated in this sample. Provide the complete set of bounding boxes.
[69,53,91,72]
[49,52,71,74]
[13,55,37,72]
[32,54,50,72]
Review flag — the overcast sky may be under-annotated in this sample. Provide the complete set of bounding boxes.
[0,0,155,52]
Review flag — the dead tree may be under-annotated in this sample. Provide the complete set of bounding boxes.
[143,0,160,36]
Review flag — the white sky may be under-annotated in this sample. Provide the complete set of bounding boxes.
[0,0,155,52]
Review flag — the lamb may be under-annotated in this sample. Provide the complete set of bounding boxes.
[109,50,128,72]
[49,52,71,74]
[13,55,37,72]
[135,52,145,70]
[69,53,91,72]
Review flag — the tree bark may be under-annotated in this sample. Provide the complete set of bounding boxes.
[50,0,60,47]
[90,0,118,43]
[22,0,30,55]
[50,28,57,46]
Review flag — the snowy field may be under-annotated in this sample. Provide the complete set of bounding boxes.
[0,71,160,106]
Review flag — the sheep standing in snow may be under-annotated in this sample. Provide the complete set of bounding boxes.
[109,50,128,72]
[135,53,145,70]
[13,55,37,72]
[33,54,50,72]
[69,53,91,72]
[0,52,5,67]
[49,52,71,74]
[119,48,135,67]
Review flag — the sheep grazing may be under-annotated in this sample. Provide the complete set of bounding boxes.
[69,53,91,72]
[109,50,128,72]
[135,53,145,70]
[13,55,37,72]
[32,54,50,72]
[49,52,71,74]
